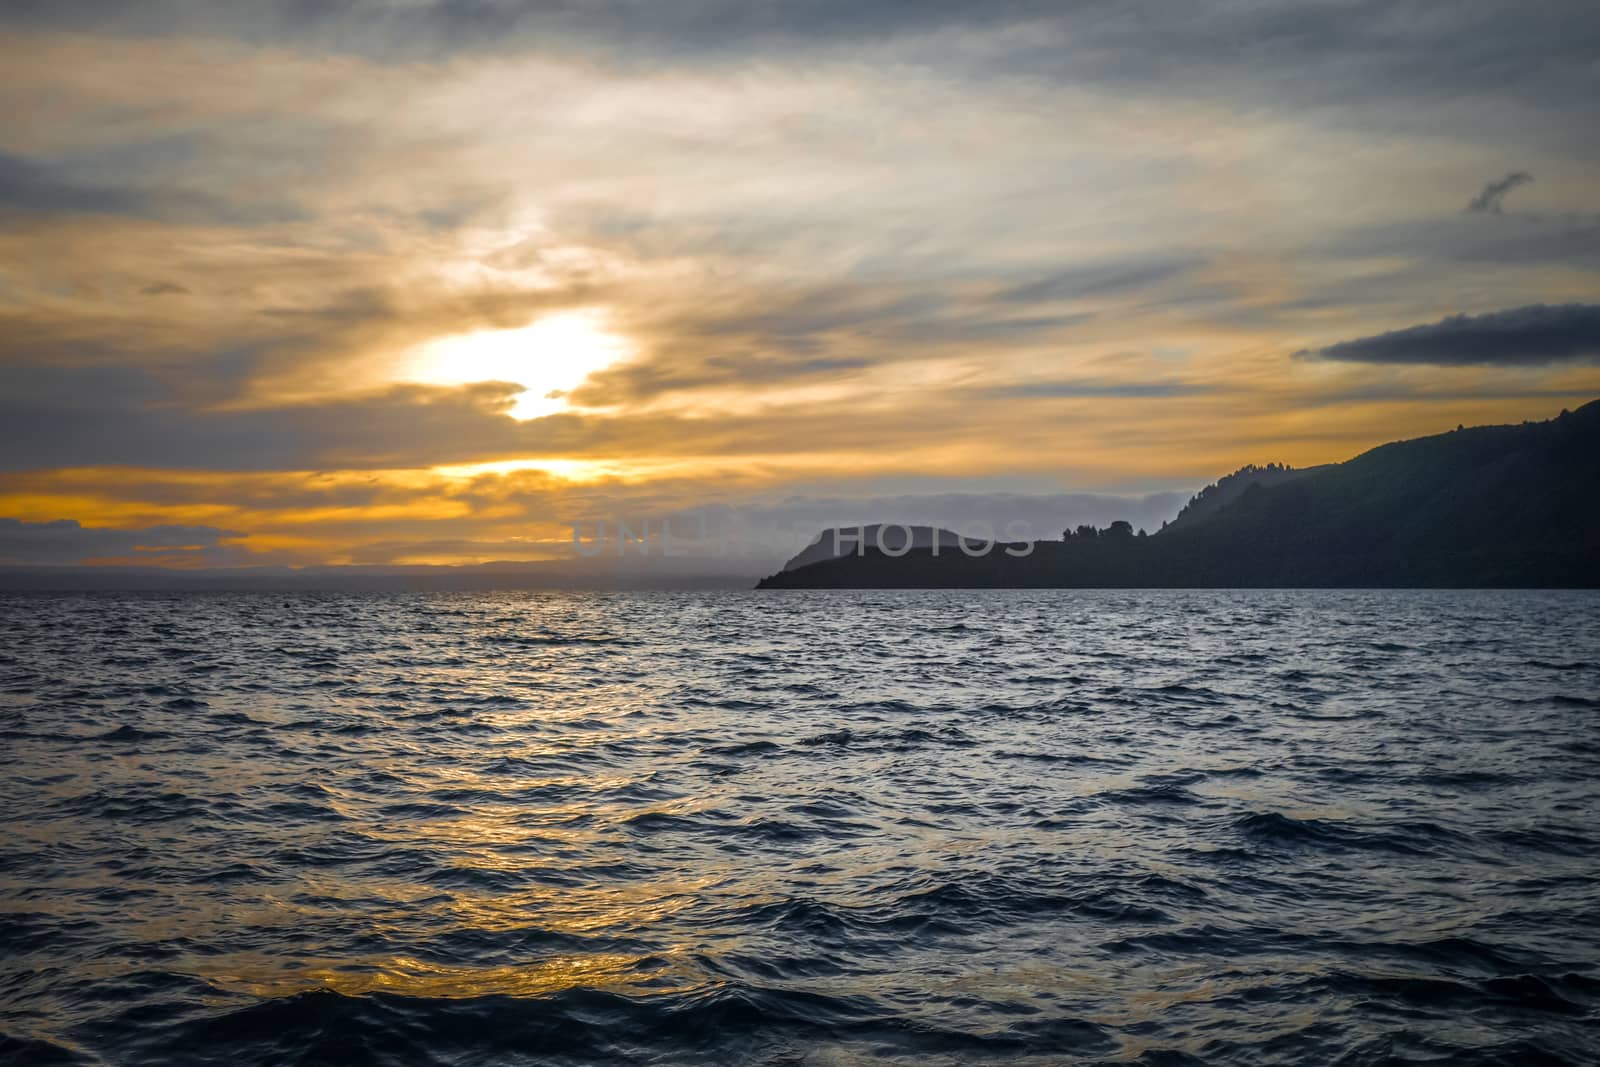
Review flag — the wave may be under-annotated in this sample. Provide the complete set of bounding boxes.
[1232,811,1471,856]
[4,588,1598,1065]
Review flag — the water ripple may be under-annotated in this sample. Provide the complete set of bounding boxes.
[1,589,1598,1065]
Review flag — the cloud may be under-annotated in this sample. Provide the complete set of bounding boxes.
[1466,171,1534,214]
[0,364,1027,473]
[1321,214,1600,270]
[0,517,245,565]
[1301,304,1600,366]
[0,468,1201,572]
[0,369,542,472]
[992,256,1207,305]
[992,379,1214,399]
[1,1,1593,160]
[0,150,143,217]
[2,1,1599,574]
[0,150,299,225]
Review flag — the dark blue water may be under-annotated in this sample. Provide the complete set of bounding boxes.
[2,590,1598,1065]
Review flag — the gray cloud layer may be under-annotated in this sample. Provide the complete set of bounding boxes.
[1304,304,1600,366]
[5,1,1599,136]
[0,150,299,225]
[0,518,244,564]
[0,0,1598,566]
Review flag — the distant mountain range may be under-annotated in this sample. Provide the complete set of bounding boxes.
[759,399,1600,589]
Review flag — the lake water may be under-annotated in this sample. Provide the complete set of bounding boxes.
[2,590,1597,1065]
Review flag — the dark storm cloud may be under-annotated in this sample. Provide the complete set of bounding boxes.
[1302,304,1600,366]
[1467,172,1534,214]
[0,518,244,564]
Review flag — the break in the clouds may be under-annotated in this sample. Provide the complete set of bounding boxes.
[1,1,1598,568]
[1467,172,1535,215]
[1303,305,1600,367]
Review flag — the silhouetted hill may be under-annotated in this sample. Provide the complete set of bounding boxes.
[759,400,1600,588]
[1163,462,1331,531]
[780,525,975,572]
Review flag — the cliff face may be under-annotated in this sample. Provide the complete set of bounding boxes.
[759,400,1600,589]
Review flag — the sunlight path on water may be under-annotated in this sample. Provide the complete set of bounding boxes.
[1,590,1597,1064]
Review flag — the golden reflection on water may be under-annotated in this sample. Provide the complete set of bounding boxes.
[205,951,701,1000]
[10,611,1207,1033]
[173,740,737,1003]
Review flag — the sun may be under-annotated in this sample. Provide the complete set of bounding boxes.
[405,309,628,419]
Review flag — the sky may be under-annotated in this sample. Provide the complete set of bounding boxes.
[1,1,1598,570]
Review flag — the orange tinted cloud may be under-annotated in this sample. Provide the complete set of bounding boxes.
[2,12,1598,565]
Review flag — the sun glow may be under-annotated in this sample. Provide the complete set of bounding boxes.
[406,310,627,419]
[431,457,623,481]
